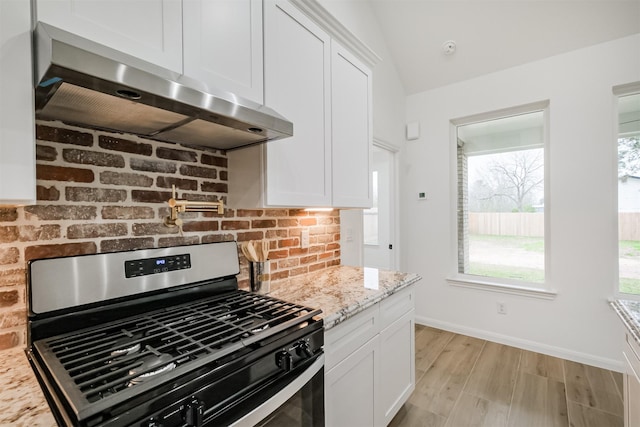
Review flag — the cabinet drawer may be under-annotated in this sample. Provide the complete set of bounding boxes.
[380,286,415,331]
[324,304,379,371]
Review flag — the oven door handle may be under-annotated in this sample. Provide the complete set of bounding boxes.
[229,353,325,427]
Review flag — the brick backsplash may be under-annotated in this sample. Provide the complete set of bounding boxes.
[0,121,341,351]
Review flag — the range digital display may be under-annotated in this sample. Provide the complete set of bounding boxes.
[124,254,191,278]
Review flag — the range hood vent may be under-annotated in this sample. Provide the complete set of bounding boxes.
[33,23,293,151]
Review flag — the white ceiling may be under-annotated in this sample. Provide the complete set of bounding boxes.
[367,0,640,94]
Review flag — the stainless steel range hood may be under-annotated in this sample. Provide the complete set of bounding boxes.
[33,22,293,151]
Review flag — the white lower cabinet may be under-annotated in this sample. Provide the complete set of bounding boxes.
[379,309,415,425]
[624,333,640,427]
[324,285,415,426]
[325,335,378,427]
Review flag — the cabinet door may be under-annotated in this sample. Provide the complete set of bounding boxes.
[626,368,640,427]
[36,0,183,73]
[263,0,331,207]
[325,336,379,427]
[331,40,372,208]
[378,309,415,426]
[0,0,36,205]
[183,0,263,104]
[624,337,640,427]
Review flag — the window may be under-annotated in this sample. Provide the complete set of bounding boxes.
[454,106,547,288]
[618,91,640,296]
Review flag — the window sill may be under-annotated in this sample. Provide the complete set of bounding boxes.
[446,276,557,300]
[616,292,640,302]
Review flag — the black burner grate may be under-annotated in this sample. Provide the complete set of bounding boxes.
[32,290,321,419]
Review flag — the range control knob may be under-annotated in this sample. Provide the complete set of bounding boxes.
[295,340,314,358]
[184,397,204,427]
[276,350,293,372]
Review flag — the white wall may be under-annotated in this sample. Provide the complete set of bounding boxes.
[403,34,640,371]
[317,0,407,267]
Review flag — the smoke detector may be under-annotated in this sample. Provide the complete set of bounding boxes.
[442,40,456,55]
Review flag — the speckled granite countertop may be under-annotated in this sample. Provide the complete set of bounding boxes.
[611,299,640,347]
[268,265,422,329]
[0,265,420,425]
[0,347,56,426]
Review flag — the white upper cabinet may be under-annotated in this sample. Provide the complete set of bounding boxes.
[35,0,183,73]
[228,0,375,209]
[0,0,36,205]
[229,0,332,208]
[182,0,264,104]
[331,40,372,208]
[263,0,331,207]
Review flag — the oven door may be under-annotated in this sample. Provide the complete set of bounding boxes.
[231,354,325,427]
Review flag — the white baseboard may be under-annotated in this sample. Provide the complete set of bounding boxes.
[415,315,625,373]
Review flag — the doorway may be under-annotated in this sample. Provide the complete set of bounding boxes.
[363,144,396,270]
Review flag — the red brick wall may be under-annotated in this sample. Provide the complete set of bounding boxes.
[0,121,341,351]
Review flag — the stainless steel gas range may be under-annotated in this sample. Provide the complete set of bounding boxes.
[26,241,325,426]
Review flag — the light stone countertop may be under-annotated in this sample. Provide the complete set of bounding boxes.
[268,265,422,329]
[0,347,56,426]
[611,299,640,347]
[0,265,420,426]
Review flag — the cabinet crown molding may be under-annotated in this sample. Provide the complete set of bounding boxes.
[289,0,382,68]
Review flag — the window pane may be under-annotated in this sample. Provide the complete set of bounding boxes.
[457,111,545,284]
[618,92,640,295]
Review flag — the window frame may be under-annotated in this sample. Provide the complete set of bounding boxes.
[446,101,556,299]
[614,82,640,301]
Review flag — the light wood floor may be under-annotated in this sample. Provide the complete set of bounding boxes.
[390,325,624,427]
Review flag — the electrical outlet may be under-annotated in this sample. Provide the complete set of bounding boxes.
[301,229,310,249]
[497,302,507,315]
[345,227,354,243]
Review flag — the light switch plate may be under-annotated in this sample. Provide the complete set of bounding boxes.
[301,229,310,249]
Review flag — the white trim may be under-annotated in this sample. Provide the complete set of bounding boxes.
[373,139,399,270]
[450,100,554,294]
[613,82,640,96]
[446,276,557,300]
[415,315,624,373]
[288,0,382,68]
[614,83,640,301]
[373,137,399,154]
[450,100,551,127]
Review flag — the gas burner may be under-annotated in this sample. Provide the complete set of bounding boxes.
[111,342,141,357]
[110,330,144,357]
[251,324,269,334]
[127,353,176,387]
